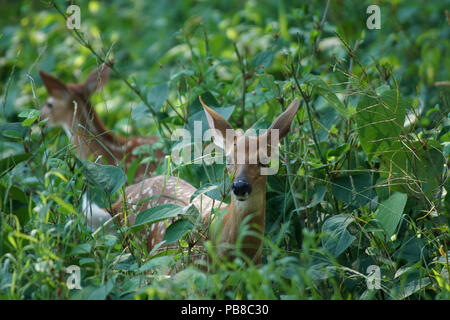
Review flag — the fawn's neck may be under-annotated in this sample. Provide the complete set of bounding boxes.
[219,178,267,263]
[68,93,124,163]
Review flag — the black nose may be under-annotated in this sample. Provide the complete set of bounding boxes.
[232,179,252,196]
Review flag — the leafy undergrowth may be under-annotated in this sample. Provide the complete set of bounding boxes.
[0,0,449,299]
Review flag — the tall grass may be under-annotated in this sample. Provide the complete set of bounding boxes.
[0,0,448,299]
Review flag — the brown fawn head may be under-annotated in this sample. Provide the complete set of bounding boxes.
[200,97,299,263]
[39,65,110,130]
[201,97,300,202]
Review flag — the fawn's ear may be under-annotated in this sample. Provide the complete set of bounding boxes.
[39,70,70,99]
[200,96,235,151]
[265,98,299,142]
[83,64,110,96]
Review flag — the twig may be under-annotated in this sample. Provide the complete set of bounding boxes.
[290,63,326,165]
[51,1,167,141]
[233,41,247,128]
[314,0,331,53]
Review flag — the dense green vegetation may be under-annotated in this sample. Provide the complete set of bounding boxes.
[0,0,448,299]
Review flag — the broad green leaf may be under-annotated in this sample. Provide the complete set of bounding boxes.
[0,184,28,203]
[83,276,116,300]
[68,243,92,256]
[392,277,431,299]
[18,109,41,119]
[51,195,77,215]
[296,185,326,212]
[190,183,219,203]
[394,237,428,263]
[131,103,150,120]
[356,90,407,160]
[315,87,348,117]
[331,173,375,208]
[380,140,444,197]
[0,122,28,140]
[132,203,183,231]
[77,159,126,195]
[170,69,194,80]
[163,219,193,243]
[1,130,23,140]
[374,192,407,238]
[443,142,450,156]
[0,153,31,176]
[251,50,275,70]
[189,92,219,115]
[321,214,355,257]
[18,109,41,127]
[326,143,350,159]
[147,82,169,112]
[139,256,174,272]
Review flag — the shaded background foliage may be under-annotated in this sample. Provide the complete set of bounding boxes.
[0,0,448,299]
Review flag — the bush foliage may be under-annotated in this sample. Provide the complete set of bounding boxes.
[0,0,448,299]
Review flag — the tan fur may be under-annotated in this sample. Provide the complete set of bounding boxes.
[112,97,300,264]
[39,65,164,181]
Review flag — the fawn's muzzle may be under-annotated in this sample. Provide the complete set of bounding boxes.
[231,179,252,199]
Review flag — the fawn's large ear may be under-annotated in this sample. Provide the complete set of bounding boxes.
[83,64,110,96]
[266,98,299,141]
[39,70,70,99]
[200,96,235,151]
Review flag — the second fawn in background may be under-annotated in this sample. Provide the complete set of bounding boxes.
[39,64,164,182]
[112,97,300,265]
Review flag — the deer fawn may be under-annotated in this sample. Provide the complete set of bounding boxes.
[39,64,164,182]
[111,97,299,265]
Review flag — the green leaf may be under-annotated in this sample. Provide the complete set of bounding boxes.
[374,192,407,239]
[315,87,348,117]
[163,219,194,243]
[170,69,194,80]
[356,90,407,160]
[126,158,141,185]
[326,143,350,159]
[331,173,375,208]
[189,92,219,115]
[0,184,28,203]
[0,153,31,176]
[296,185,326,212]
[131,103,150,120]
[1,130,23,140]
[77,159,126,195]
[443,142,450,156]
[18,109,41,127]
[0,123,28,140]
[83,276,116,300]
[139,256,174,272]
[380,140,444,197]
[321,214,356,257]
[392,277,431,299]
[251,50,275,70]
[68,243,92,256]
[190,183,219,203]
[147,82,169,112]
[132,203,183,231]
[18,109,41,119]
[394,237,428,263]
